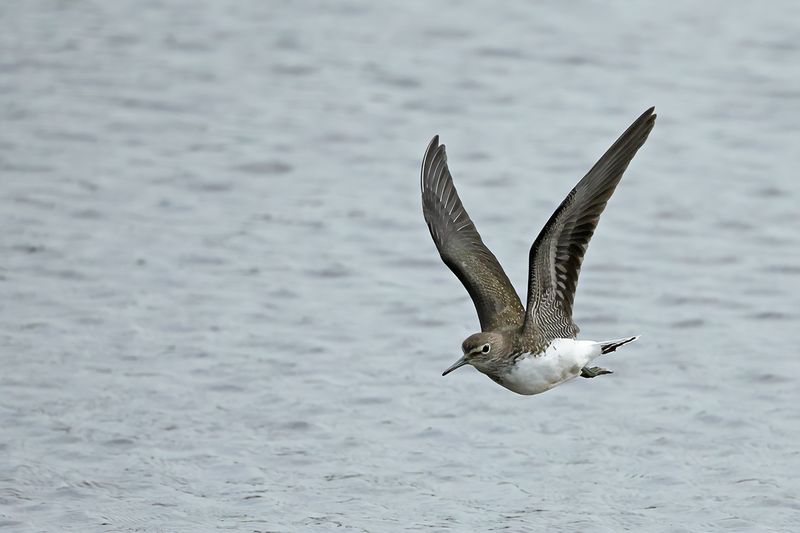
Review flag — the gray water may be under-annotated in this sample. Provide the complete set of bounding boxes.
[2,1,799,531]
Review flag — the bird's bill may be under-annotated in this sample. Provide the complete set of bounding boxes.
[441,356,469,376]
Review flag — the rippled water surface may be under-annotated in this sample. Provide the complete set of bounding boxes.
[2,1,799,531]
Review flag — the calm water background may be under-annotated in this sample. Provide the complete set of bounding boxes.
[2,1,799,531]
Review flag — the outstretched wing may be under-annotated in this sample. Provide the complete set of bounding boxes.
[522,107,656,345]
[421,136,525,332]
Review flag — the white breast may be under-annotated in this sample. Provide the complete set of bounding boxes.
[499,338,601,396]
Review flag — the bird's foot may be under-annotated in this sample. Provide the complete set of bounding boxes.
[580,366,613,378]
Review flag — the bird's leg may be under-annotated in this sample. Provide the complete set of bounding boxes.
[580,366,613,378]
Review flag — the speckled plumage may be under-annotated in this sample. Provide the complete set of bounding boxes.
[422,108,656,395]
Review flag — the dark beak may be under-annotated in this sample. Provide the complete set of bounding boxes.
[442,356,469,376]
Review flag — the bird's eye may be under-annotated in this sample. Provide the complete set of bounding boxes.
[481,344,491,354]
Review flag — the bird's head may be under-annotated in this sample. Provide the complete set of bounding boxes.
[442,331,510,376]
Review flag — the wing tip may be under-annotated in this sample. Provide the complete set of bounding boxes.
[641,106,657,131]
[425,135,441,157]
[421,136,448,182]
[421,135,441,191]
[616,106,656,151]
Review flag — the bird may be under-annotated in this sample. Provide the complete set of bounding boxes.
[420,107,656,395]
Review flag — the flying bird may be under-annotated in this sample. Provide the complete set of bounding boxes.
[421,107,656,395]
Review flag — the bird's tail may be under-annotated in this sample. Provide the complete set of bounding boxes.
[598,335,639,355]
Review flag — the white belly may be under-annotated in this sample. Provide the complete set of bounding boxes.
[498,339,601,396]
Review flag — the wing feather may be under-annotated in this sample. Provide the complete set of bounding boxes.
[522,108,657,345]
[421,136,525,332]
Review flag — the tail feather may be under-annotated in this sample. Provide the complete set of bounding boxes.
[599,335,639,355]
